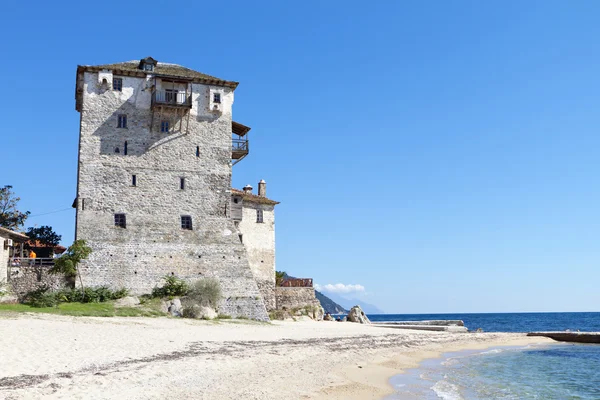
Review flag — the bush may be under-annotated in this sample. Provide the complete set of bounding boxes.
[24,286,59,308]
[186,278,221,308]
[25,286,129,307]
[181,301,202,319]
[151,275,189,298]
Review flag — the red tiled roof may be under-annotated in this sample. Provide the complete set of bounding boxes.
[26,240,67,254]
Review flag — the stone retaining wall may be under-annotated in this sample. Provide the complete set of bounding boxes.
[274,287,321,310]
[7,266,70,301]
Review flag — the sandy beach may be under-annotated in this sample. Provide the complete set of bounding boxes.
[0,314,553,400]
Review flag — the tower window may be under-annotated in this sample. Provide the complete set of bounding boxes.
[114,213,126,228]
[256,209,264,223]
[181,215,193,230]
[132,175,137,186]
[160,120,169,133]
[180,177,185,190]
[196,146,200,157]
[113,78,123,91]
[124,141,128,155]
[117,114,127,128]
[213,93,221,104]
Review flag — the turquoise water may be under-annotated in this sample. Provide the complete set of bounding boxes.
[387,344,600,399]
[374,312,600,399]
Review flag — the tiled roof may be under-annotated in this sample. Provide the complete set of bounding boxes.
[231,188,279,205]
[78,58,238,89]
[26,240,67,254]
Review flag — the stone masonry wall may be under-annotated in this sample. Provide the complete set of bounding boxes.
[8,265,70,301]
[275,287,321,310]
[237,202,276,311]
[75,70,268,321]
[0,233,9,283]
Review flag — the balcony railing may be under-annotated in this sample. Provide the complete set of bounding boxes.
[152,90,192,108]
[8,258,55,267]
[232,138,249,164]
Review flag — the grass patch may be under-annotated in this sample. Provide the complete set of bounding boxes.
[0,302,165,317]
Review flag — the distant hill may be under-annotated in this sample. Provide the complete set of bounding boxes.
[321,292,385,314]
[315,290,348,314]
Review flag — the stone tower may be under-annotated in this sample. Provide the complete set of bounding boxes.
[73,57,268,320]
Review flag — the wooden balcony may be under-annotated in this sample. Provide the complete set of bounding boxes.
[232,138,249,163]
[232,121,251,165]
[152,90,192,109]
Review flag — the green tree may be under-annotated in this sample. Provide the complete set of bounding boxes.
[0,185,30,229]
[26,225,62,247]
[275,271,287,287]
[49,240,92,289]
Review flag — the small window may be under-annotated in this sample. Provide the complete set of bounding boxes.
[113,78,123,91]
[213,93,221,104]
[132,175,137,186]
[144,63,154,72]
[117,114,127,128]
[114,213,126,228]
[114,147,120,154]
[180,177,185,190]
[181,215,193,230]
[233,197,239,204]
[124,141,128,155]
[256,209,264,223]
[160,120,169,133]
[196,146,200,157]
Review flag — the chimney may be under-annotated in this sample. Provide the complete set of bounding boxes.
[243,184,253,194]
[258,179,266,197]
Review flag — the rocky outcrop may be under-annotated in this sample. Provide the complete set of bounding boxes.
[183,304,218,320]
[346,305,370,324]
[165,298,182,317]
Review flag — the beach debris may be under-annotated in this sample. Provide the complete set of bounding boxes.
[114,296,140,308]
[346,305,371,324]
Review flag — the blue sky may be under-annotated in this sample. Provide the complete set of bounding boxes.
[2,1,599,313]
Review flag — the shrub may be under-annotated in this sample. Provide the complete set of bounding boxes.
[181,301,202,319]
[186,278,221,308]
[25,286,59,308]
[151,275,189,298]
[25,286,129,307]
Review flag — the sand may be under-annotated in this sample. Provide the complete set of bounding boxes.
[0,313,553,399]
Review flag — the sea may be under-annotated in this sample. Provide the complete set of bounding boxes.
[366,312,600,400]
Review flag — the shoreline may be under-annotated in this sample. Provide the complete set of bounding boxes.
[0,313,554,399]
[315,335,554,400]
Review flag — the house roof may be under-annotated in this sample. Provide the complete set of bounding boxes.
[0,227,29,241]
[77,58,239,89]
[25,240,67,254]
[231,188,280,205]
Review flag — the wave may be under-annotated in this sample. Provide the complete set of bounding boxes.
[431,378,464,400]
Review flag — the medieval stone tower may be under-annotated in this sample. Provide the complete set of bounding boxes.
[73,57,269,320]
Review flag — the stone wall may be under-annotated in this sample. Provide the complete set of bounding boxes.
[237,202,276,311]
[7,265,70,300]
[74,69,269,321]
[0,233,9,283]
[275,287,321,310]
